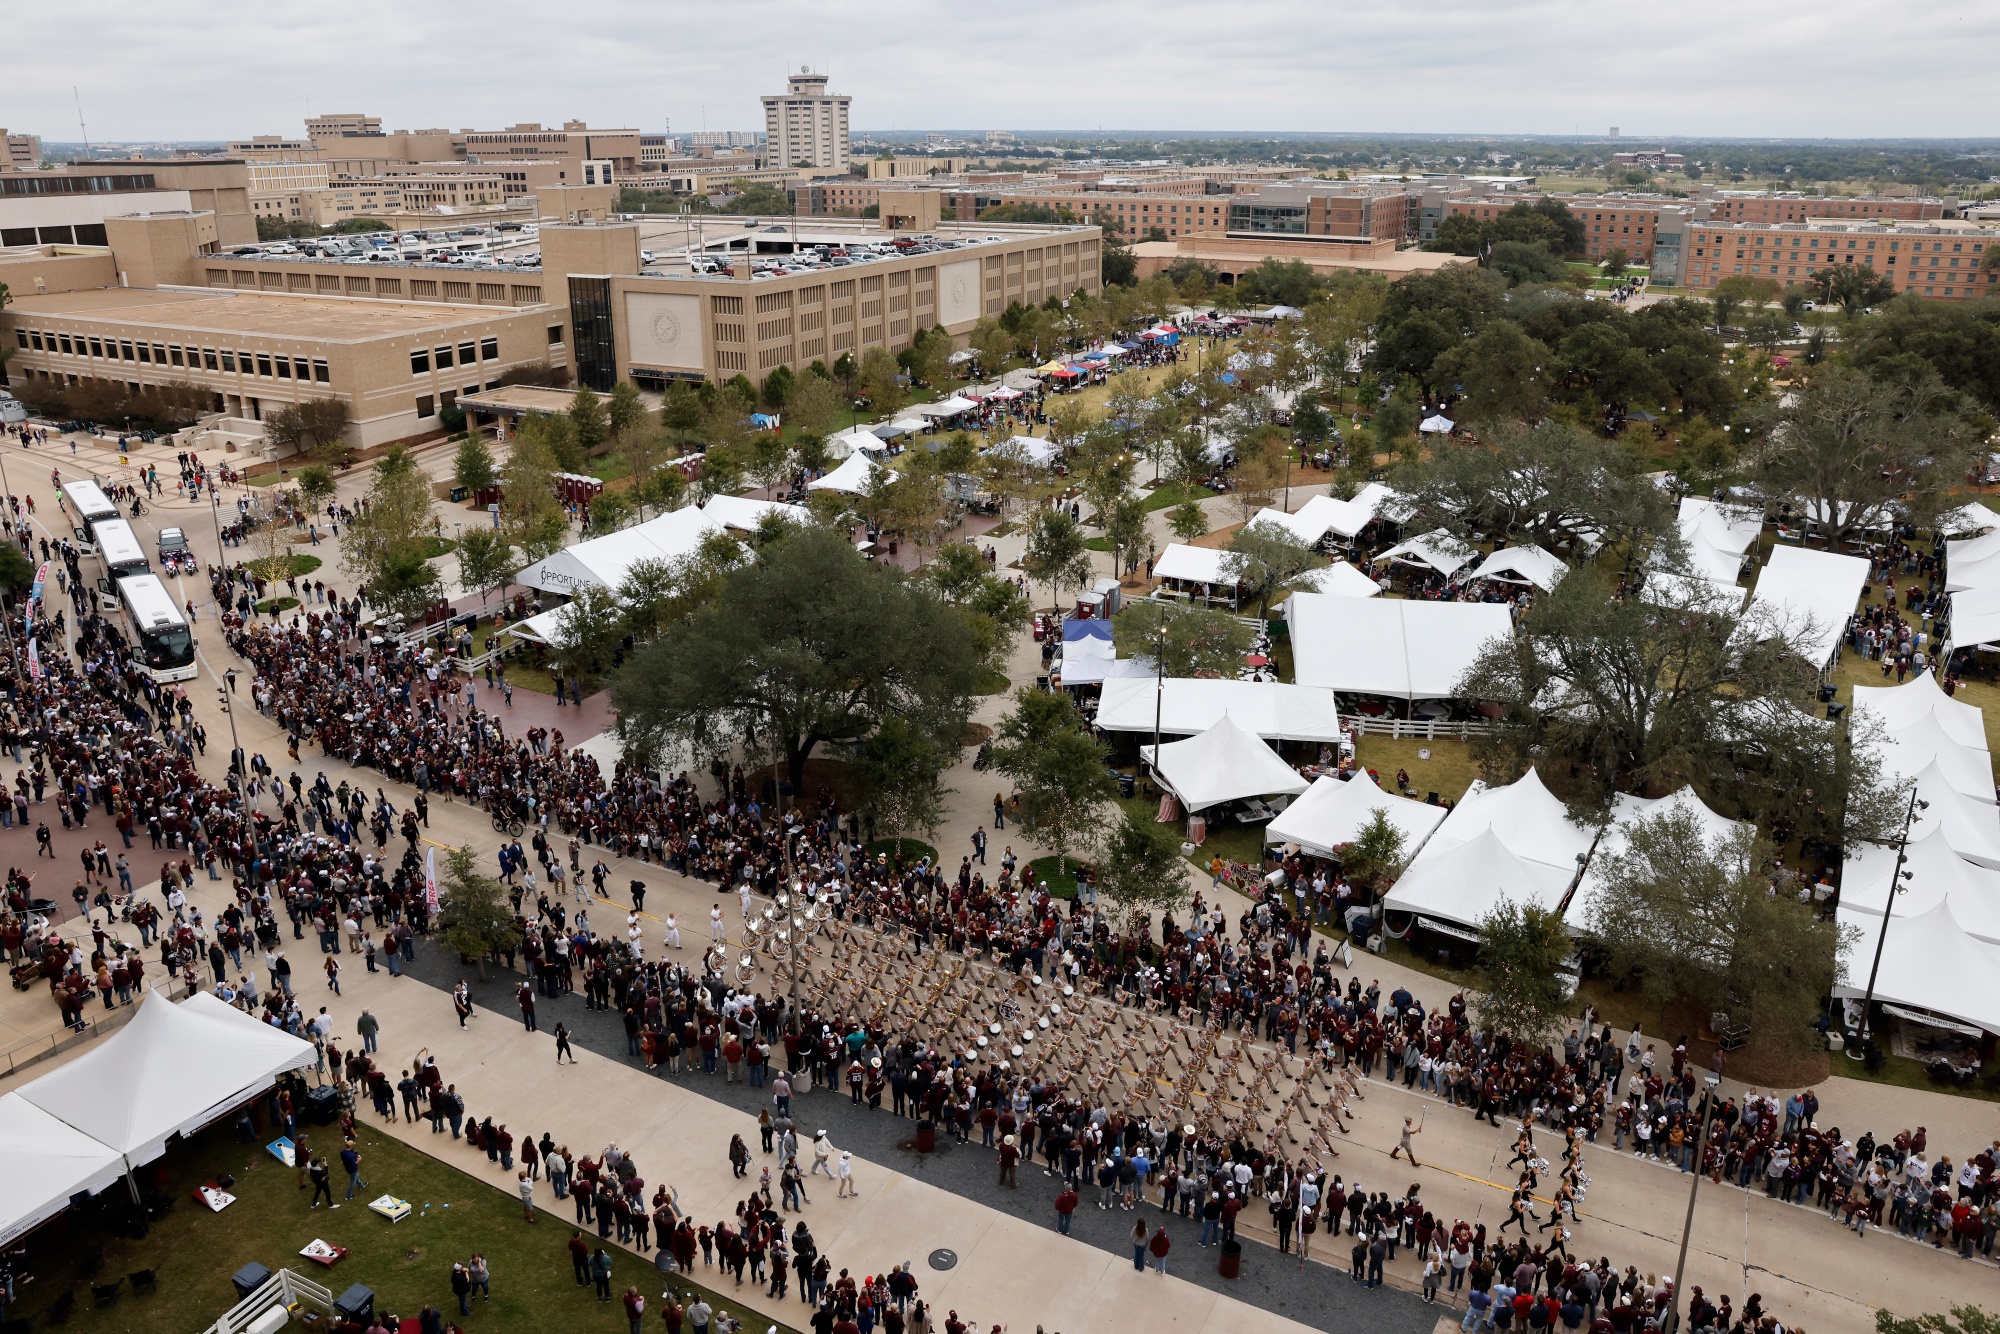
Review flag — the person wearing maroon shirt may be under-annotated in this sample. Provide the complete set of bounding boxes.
[1054,1184,1079,1234]
[1148,1224,1171,1275]
[622,1286,646,1334]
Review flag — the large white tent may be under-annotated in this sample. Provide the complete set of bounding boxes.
[1153,543,1238,588]
[1834,899,2000,1035]
[1851,672,1987,751]
[1841,826,2000,945]
[1945,585,2000,656]
[1741,545,1869,670]
[1258,484,1403,546]
[1053,636,1152,687]
[1904,759,2000,868]
[990,436,1060,468]
[1372,528,1478,579]
[513,506,726,593]
[1142,714,1308,813]
[1095,677,1342,743]
[503,600,581,646]
[16,993,316,1168]
[1567,786,1750,929]
[1468,546,1568,591]
[701,495,807,532]
[1289,592,1513,701]
[1940,501,2000,537]
[808,451,896,495]
[824,427,889,460]
[1266,771,1449,861]
[0,1093,127,1247]
[1386,768,1597,929]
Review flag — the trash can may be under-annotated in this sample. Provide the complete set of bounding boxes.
[1218,1239,1242,1279]
[915,1119,936,1154]
[334,1284,376,1324]
[231,1262,273,1300]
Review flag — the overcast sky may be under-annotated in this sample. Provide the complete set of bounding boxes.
[13,0,1997,143]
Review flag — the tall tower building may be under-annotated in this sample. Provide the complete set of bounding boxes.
[762,68,851,172]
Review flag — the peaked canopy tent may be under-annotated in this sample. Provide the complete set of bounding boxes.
[503,600,583,646]
[1867,710,1994,805]
[513,507,727,593]
[1678,497,1763,557]
[1902,759,2000,869]
[701,495,807,532]
[1289,592,1514,701]
[1850,672,1987,751]
[17,993,316,1171]
[1153,543,1239,588]
[1142,714,1309,813]
[1943,527,2000,593]
[807,452,897,495]
[990,436,1060,468]
[1641,571,1749,615]
[1418,414,1456,434]
[1567,786,1751,930]
[1740,545,1869,671]
[1940,501,2000,537]
[823,428,890,460]
[1287,561,1382,600]
[1095,677,1343,743]
[1265,771,1449,861]
[1944,585,2000,657]
[1371,528,1479,580]
[914,395,980,419]
[1053,635,1152,687]
[1468,546,1569,591]
[1384,828,1574,933]
[1834,899,2000,1036]
[1841,826,2000,945]
[0,1093,127,1247]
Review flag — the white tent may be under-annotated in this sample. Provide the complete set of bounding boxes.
[1259,484,1403,546]
[1142,714,1308,813]
[503,601,581,646]
[1289,592,1513,701]
[1641,571,1749,614]
[1373,528,1478,579]
[1741,545,1868,670]
[915,395,980,419]
[1944,528,2000,592]
[824,428,890,460]
[0,1092,127,1247]
[1850,672,1987,751]
[1053,636,1151,687]
[1265,771,1448,860]
[1468,546,1568,591]
[1940,501,2000,537]
[1247,506,1326,546]
[1384,827,1572,932]
[1841,826,2000,945]
[1946,585,2000,654]
[17,993,315,1169]
[701,495,806,532]
[1419,414,1455,434]
[1678,497,1763,557]
[1288,561,1382,600]
[1834,899,2000,1035]
[1429,767,1597,871]
[1095,677,1343,743]
[1153,543,1238,587]
[990,436,1060,468]
[1905,759,2000,869]
[1868,710,1994,805]
[1567,786,1750,929]
[807,451,896,495]
[513,506,726,593]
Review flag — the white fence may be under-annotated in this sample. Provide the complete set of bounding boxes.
[1347,716,1494,741]
[202,1268,336,1334]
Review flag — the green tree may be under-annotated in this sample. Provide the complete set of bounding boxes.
[1473,899,1575,1047]
[1587,806,1851,1056]
[294,464,338,515]
[1487,240,1568,289]
[1812,263,1897,319]
[1847,294,2000,413]
[1876,1307,2000,1334]
[1431,321,1554,426]
[990,688,1113,875]
[1103,494,1149,581]
[454,527,514,606]
[858,346,905,416]
[853,716,951,857]
[436,845,521,978]
[718,182,794,215]
[1744,366,1979,548]
[548,581,626,688]
[920,541,1031,670]
[787,369,842,437]
[1398,418,1669,554]
[568,387,609,460]
[761,364,795,412]
[1168,498,1210,544]
[1599,245,1630,277]
[1021,506,1094,611]
[661,381,706,445]
[453,434,496,495]
[1335,809,1406,895]
[607,379,649,439]
[1227,521,1321,621]
[341,446,442,619]
[501,415,572,562]
[262,396,349,461]
[611,526,977,792]
[1111,601,1254,678]
[1095,809,1191,925]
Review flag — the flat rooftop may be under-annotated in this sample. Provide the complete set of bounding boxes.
[4,287,511,341]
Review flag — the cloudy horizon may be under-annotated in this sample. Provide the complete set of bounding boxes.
[10,0,1996,143]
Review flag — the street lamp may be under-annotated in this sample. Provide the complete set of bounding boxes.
[1665,1070,1723,1334]
[1849,785,1927,1059]
[202,486,261,863]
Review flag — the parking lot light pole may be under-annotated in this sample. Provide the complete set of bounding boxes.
[1666,1070,1723,1334]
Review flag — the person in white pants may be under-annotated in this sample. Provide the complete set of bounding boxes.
[662,913,681,950]
[709,904,726,944]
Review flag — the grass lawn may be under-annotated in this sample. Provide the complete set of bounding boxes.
[1141,482,1216,513]
[420,537,459,559]
[254,596,303,615]
[1028,854,1088,900]
[1350,735,1482,806]
[1111,791,1267,876]
[280,554,323,577]
[1083,537,1112,552]
[26,1119,790,1334]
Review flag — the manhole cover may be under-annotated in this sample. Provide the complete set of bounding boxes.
[927,1249,958,1271]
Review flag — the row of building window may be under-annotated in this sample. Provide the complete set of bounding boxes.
[411,339,500,375]
[13,329,330,382]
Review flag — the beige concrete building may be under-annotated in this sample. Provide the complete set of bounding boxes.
[2,131,45,171]
[0,212,566,450]
[865,156,967,179]
[763,69,851,173]
[545,215,1099,391]
[1666,219,1998,300]
[464,122,639,178]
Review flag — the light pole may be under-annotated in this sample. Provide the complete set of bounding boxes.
[203,486,260,861]
[1666,1070,1722,1334]
[1849,785,1926,1059]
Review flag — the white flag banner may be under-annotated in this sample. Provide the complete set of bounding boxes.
[425,846,439,914]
